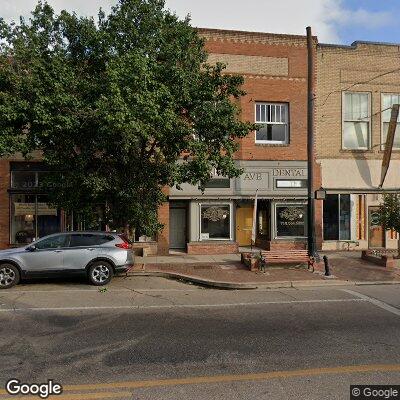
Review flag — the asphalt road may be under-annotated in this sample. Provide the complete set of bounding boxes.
[0,277,400,399]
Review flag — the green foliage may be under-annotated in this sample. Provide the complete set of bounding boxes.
[0,0,255,235]
[378,194,400,233]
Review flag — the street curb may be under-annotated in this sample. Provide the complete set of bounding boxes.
[127,271,400,290]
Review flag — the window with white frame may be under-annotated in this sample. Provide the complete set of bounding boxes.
[200,204,231,240]
[255,102,288,144]
[382,93,400,149]
[342,92,371,149]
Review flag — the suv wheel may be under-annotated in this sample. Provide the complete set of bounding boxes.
[0,263,20,289]
[88,261,113,286]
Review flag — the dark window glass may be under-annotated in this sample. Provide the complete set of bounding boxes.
[201,205,230,240]
[323,195,339,240]
[35,235,66,249]
[256,124,286,142]
[69,234,111,247]
[276,205,306,237]
[339,195,351,240]
[11,171,36,189]
[323,194,351,240]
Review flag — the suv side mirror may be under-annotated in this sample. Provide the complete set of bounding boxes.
[27,244,37,252]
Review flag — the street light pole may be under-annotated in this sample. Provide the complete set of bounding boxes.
[306,26,316,257]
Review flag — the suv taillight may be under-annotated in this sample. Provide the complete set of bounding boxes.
[115,242,130,249]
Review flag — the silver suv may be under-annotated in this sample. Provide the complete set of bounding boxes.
[0,232,134,289]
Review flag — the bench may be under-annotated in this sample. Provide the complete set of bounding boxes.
[260,250,310,265]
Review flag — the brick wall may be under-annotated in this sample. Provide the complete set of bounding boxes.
[316,42,400,161]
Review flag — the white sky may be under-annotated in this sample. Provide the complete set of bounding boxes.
[0,0,393,44]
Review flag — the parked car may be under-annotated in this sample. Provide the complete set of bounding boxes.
[0,232,134,289]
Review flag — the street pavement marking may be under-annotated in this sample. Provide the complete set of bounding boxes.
[1,364,400,398]
[342,289,400,317]
[0,298,366,312]
[4,364,400,395]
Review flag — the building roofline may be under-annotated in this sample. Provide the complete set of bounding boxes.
[197,27,317,41]
[319,40,400,49]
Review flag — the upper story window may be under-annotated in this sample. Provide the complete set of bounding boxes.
[255,102,289,144]
[342,92,371,150]
[382,93,400,149]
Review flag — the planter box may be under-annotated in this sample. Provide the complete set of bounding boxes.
[361,250,396,269]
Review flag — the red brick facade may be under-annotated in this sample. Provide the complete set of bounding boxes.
[157,28,319,255]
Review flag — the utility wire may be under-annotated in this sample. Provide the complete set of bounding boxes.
[316,67,400,108]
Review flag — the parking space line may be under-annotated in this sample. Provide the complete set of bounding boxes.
[0,298,366,312]
[342,289,400,317]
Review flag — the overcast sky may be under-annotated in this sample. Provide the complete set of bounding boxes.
[1,0,399,45]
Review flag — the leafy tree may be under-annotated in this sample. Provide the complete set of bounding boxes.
[378,193,400,256]
[0,0,255,235]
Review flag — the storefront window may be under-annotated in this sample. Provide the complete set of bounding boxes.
[275,204,306,237]
[200,204,231,240]
[323,194,351,240]
[10,194,61,244]
[258,208,268,236]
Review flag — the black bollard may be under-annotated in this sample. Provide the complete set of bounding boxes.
[323,255,330,276]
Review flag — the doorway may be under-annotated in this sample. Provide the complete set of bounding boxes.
[169,206,187,249]
[368,206,385,248]
[236,205,253,246]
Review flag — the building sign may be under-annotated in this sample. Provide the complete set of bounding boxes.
[273,169,307,177]
[243,172,263,181]
[236,170,269,192]
[14,203,58,216]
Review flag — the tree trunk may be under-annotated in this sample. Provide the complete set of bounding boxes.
[398,233,400,258]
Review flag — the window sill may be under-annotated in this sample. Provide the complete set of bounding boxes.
[339,149,373,153]
[255,143,289,147]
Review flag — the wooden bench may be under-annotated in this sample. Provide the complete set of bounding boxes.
[260,250,310,265]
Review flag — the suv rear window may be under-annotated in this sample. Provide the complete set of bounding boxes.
[69,234,114,247]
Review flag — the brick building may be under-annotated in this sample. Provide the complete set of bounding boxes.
[316,41,400,251]
[0,28,319,255]
[157,28,318,255]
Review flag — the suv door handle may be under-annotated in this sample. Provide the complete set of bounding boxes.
[54,250,63,253]
[87,248,95,251]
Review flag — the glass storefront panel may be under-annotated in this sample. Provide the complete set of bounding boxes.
[11,171,36,189]
[36,195,61,238]
[275,204,306,237]
[200,204,230,240]
[323,194,351,241]
[323,195,339,240]
[11,194,37,244]
[339,195,351,240]
[10,194,61,244]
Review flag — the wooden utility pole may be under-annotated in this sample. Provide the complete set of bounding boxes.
[306,26,316,257]
[379,104,399,188]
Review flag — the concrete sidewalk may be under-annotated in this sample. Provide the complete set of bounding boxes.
[130,251,400,289]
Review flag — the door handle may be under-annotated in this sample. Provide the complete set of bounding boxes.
[54,250,63,253]
[87,248,95,251]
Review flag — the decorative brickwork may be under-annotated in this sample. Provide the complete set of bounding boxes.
[187,241,239,255]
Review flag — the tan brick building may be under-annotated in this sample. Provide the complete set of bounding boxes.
[316,41,400,250]
[157,28,318,255]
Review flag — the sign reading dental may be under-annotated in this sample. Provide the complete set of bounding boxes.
[273,169,307,177]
